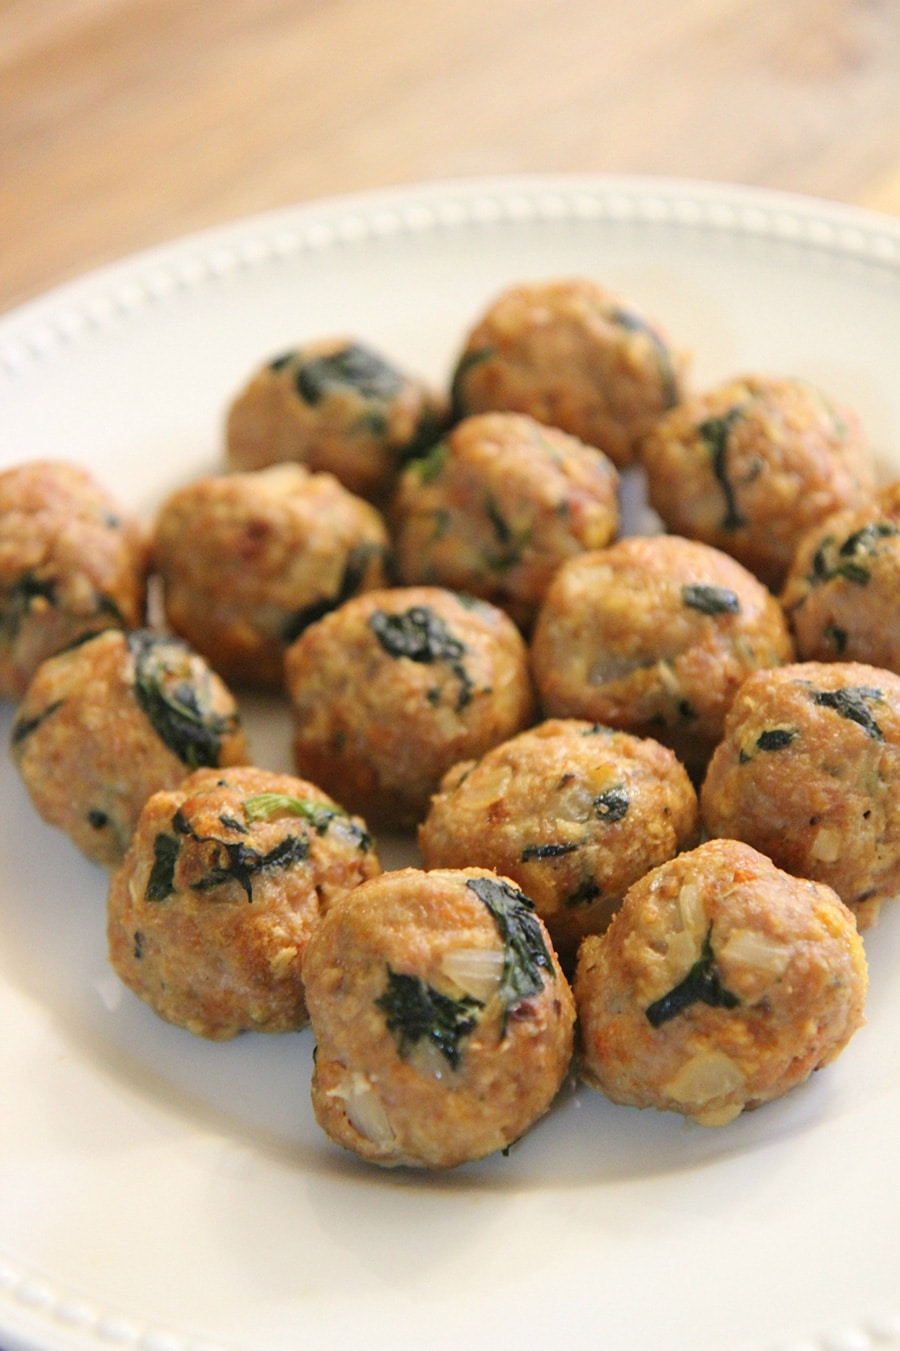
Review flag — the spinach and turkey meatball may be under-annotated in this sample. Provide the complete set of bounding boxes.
[530,534,793,779]
[10,628,248,868]
[225,337,448,503]
[575,839,867,1127]
[780,483,900,670]
[391,412,620,630]
[639,374,874,590]
[107,766,379,1039]
[286,587,536,829]
[419,719,698,969]
[153,463,389,690]
[449,277,687,470]
[700,660,900,930]
[303,866,575,1169]
[0,459,148,701]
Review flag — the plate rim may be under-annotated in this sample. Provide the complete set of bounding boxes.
[2,170,900,1351]
[2,171,898,379]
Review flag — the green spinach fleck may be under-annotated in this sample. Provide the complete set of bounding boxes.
[406,438,449,484]
[369,604,474,709]
[294,343,403,406]
[758,727,797,752]
[449,346,495,419]
[282,542,385,644]
[808,522,898,589]
[594,784,629,822]
[645,926,739,1028]
[10,698,64,749]
[681,583,741,616]
[807,684,884,740]
[611,307,678,406]
[244,791,372,851]
[699,406,748,531]
[376,966,482,1070]
[128,630,240,768]
[146,833,181,901]
[466,874,554,1032]
[191,835,310,902]
[565,878,602,909]
[520,841,579,862]
[1,572,57,643]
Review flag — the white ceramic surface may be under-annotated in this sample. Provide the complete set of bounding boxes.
[1,175,899,1351]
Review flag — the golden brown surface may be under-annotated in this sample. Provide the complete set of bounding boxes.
[2,0,899,316]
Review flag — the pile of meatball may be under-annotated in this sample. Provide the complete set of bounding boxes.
[9,273,899,1169]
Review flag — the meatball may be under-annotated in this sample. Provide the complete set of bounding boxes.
[781,482,900,670]
[419,719,698,968]
[10,628,248,868]
[0,459,148,701]
[639,374,875,589]
[285,586,536,829]
[225,337,448,503]
[575,839,867,1126]
[700,660,900,929]
[391,412,619,630]
[449,277,687,470]
[107,766,380,1039]
[153,463,390,689]
[530,534,793,779]
[303,866,575,1168]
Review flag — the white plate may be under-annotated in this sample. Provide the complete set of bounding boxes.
[2,175,900,1351]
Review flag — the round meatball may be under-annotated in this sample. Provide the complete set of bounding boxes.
[419,719,698,968]
[0,459,148,701]
[781,482,900,670]
[285,586,536,829]
[153,463,390,690]
[391,412,619,630]
[449,277,687,470]
[575,839,867,1126]
[530,534,793,778]
[303,866,575,1169]
[639,374,875,589]
[700,660,900,929]
[225,337,448,503]
[107,766,380,1039]
[10,629,248,868]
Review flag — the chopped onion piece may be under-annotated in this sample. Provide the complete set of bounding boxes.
[327,1073,395,1146]
[664,1050,745,1116]
[675,880,706,936]
[719,928,790,977]
[408,1037,450,1083]
[810,826,842,863]
[439,946,504,1002]
[452,764,513,811]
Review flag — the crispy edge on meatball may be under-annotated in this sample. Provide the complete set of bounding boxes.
[700,659,900,929]
[419,718,698,968]
[450,277,688,470]
[303,865,575,1168]
[107,766,380,1039]
[391,411,620,630]
[0,459,148,700]
[574,839,867,1126]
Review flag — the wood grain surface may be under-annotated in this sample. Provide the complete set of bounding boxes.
[2,0,900,313]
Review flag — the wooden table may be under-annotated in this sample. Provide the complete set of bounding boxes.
[3,0,900,315]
